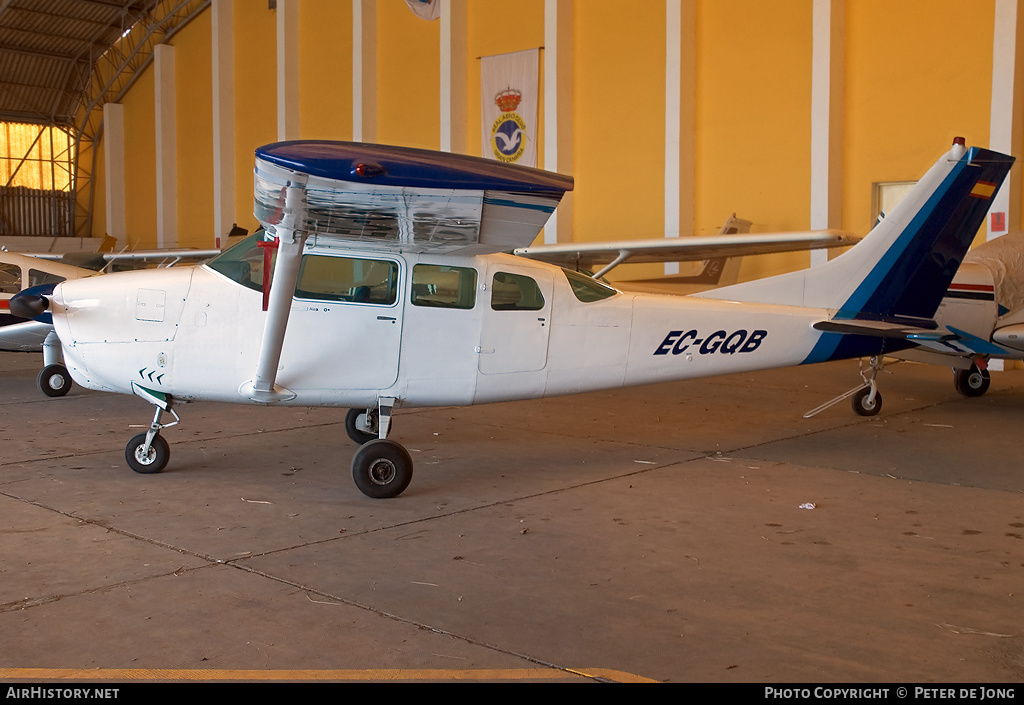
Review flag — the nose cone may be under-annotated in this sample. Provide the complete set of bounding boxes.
[8,283,55,321]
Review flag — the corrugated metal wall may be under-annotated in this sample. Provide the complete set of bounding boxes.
[0,186,72,237]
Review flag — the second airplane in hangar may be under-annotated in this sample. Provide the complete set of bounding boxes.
[9,138,1013,498]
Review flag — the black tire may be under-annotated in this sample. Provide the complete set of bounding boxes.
[352,439,413,499]
[851,387,882,416]
[125,433,170,474]
[37,364,72,397]
[954,365,990,398]
[345,407,379,444]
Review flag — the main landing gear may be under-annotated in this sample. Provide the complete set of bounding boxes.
[953,361,991,398]
[346,398,413,499]
[37,330,72,397]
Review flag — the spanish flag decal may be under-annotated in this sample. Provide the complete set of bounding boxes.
[970,180,997,199]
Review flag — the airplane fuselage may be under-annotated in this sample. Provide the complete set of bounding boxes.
[49,239,841,411]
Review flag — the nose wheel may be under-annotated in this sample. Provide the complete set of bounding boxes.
[126,432,170,474]
[125,385,178,475]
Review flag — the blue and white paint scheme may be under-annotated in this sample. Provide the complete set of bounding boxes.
[9,138,1013,498]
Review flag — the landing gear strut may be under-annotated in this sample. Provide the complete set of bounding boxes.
[346,397,411,498]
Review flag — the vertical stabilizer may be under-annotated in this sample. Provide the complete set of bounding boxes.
[700,140,1015,326]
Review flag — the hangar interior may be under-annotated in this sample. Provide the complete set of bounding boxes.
[2,0,1024,685]
[2,0,1023,282]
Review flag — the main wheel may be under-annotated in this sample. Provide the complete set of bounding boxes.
[345,407,379,444]
[37,364,72,397]
[851,387,882,416]
[954,365,990,397]
[125,433,170,474]
[352,439,413,499]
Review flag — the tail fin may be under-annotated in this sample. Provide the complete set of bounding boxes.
[702,139,1015,323]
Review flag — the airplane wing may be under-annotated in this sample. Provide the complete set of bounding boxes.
[0,318,52,352]
[514,228,858,278]
[25,250,221,270]
[253,141,574,255]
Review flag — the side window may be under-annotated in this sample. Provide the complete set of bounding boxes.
[491,272,545,311]
[295,254,398,305]
[562,268,617,302]
[0,263,21,295]
[411,264,477,309]
[29,269,66,287]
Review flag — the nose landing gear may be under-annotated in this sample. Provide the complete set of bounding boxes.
[126,384,178,474]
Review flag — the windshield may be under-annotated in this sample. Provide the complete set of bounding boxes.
[205,233,271,293]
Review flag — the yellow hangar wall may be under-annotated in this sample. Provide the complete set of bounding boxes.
[843,0,996,239]
[93,0,1019,284]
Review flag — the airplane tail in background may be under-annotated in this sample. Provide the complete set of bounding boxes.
[701,139,1015,328]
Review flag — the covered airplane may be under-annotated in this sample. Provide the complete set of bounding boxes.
[903,231,1024,396]
[8,138,1013,498]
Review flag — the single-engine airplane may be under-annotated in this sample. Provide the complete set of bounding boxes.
[9,138,1013,498]
[1,251,96,395]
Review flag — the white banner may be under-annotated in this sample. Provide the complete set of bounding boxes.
[404,0,440,21]
[480,49,539,167]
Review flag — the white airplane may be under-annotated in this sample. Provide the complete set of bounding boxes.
[1,251,95,395]
[8,138,1012,498]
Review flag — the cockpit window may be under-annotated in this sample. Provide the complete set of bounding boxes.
[29,269,66,287]
[562,268,618,302]
[295,255,398,305]
[206,233,268,292]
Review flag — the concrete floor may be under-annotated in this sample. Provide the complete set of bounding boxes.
[1,350,1023,683]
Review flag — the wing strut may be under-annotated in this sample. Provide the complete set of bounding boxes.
[242,183,308,402]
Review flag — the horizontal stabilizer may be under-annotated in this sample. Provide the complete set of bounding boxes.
[813,319,1013,357]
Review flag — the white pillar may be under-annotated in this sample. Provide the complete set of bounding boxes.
[103,102,126,245]
[352,0,376,142]
[212,0,236,247]
[664,0,695,274]
[277,0,300,141]
[440,0,467,153]
[544,0,573,244]
[989,0,1021,241]
[154,43,176,249]
[810,0,845,266]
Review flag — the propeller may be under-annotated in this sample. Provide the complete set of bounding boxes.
[8,283,55,320]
